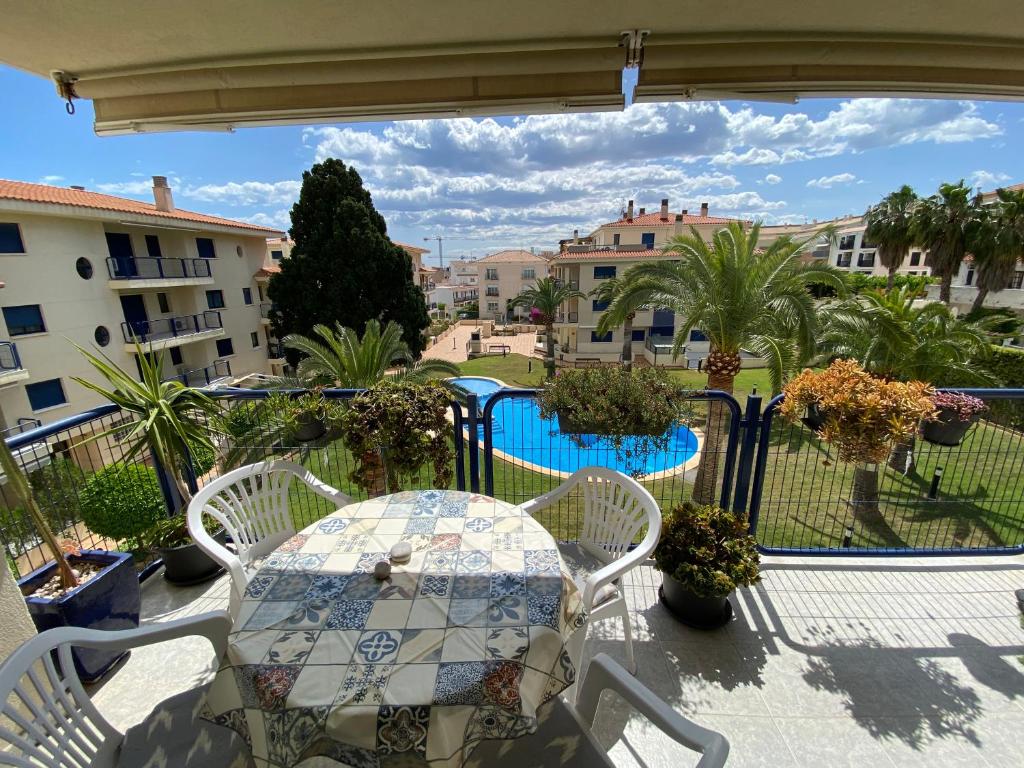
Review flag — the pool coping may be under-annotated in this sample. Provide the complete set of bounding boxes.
[445,376,704,481]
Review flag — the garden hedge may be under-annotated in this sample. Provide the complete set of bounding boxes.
[79,463,166,546]
[975,344,1024,430]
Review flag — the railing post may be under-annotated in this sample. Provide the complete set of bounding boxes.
[746,394,782,539]
[466,393,480,493]
[731,393,762,516]
[451,402,466,491]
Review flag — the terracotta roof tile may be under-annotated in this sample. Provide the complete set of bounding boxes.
[395,241,429,255]
[0,179,283,235]
[554,248,662,261]
[254,264,281,278]
[602,211,738,228]
[477,249,548,263]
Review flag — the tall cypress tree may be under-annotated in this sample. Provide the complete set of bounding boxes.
[268,159,429,356]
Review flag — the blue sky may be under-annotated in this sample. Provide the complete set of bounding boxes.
[3,64,1022,266]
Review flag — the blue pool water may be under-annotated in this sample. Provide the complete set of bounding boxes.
[450,376,699,476]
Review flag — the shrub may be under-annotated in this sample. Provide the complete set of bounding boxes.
[79,464,167,547]
[973,345,1024,430]
[963,307,1021,336]
[654,503,761,597]
[184,439,216,476]
[931,391,987,422]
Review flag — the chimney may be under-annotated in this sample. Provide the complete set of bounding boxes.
[674,214,683,221]
[700,202,709,217]
[69,185,85,191]
[152,176,175,212]
[681,208,688,215]
[639,207,646,215]
[572,229,579,245]
[660,198,669,219]
[626,200,634,221]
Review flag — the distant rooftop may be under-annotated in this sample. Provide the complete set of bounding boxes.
[476,249,548,263]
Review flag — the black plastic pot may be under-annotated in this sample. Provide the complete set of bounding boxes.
[659,573,733,629]
[19,550,141,683]
[921,407,980,447]
[556,410,671,436]
[157,528,227,586]
[801,403,826,432]
[292,413,326,442]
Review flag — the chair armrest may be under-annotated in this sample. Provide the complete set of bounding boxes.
[518,480,575,517]
[575,653,729,768]
[298,467,353,508]
[578,546,650,611]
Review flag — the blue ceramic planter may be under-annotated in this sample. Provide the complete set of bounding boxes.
[19,550,141,683]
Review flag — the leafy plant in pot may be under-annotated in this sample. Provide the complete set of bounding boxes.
[922,391,987,447]
[536,366,693,477]
[267,388,345,443]
[144,513,227,585]
[654,502,760,629]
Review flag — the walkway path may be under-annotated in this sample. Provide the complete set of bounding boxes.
[422,323,538,363]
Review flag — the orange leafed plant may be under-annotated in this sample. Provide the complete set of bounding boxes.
[780,359,937,464]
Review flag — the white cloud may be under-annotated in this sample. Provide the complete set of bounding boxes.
[237,210,292,229]
[806,173,857,189]
[969,169,1011,191]
[183,180,301,206]
[762,173,782,185]
[94,180,155,195]
[38,175,64,184]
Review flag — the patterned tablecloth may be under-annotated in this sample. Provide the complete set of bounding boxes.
[203,489,587,768]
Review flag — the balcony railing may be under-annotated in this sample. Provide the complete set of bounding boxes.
[556,311,579,322]
[259,302,275,319]
[0,418,40,439]
[554,279,579,290]
[267,342,285,359]
[106,256,213,281]
[120,311,223,344]
[0,341,24,371]
[165,359,232,387]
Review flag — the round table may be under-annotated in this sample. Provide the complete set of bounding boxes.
[203,489,587,768]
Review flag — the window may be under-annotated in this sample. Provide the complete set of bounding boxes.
[641,232,655,249]
[250,331,260,348]
[169,347,183,366]
[592,299,610,311]
[689,329,708,342]
[206,290,225,309]
[157,292,171,314]
[242,287,253,305]
[857,253,875,268]
[909,251,921,266]
[257,285,265,301]
[94,326,110,346]
[590,331,613,343]
[0,223,25,253]
[487,302,499,311]
[196,237,216,259]
[860,235,876,249]
[486,286,499,296]
[75,257,93,279]
[593,266,616,279]
[26,379,66,411]
[631,329,645,342]
[485,268,499,280]
[521,268,535,280]
[271,249,283,261]
[836,253,852,268]
[2,305,45,336]
[1010,271,1024,290]
[838,234,857,251]
[145,235,162,258]
[612,233,620,246]
[965,268,975,286]
[216,338,235,357]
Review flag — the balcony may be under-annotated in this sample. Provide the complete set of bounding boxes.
[106,256,214,289]
[0,341,29,387]
[556,311,579,323]
[554,279,580,290]
[164,358,232,387]
[267,342,286,362]
[259,302,275,325]
[120,311,224,351]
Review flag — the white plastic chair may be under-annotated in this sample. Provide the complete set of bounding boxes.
[466,652,728,767]
[187,459,352,617]
[521,467,661,674]
[0,611,251,768]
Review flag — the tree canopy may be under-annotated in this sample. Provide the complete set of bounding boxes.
[268,159,430,356]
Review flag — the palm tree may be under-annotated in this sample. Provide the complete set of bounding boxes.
[283,319,460,387]
[592,276,644,370]
[970,187,1024,313]
[604,222,846,504]
[863,185,918,291]
[509,277,586,379]
[913,181,979,304]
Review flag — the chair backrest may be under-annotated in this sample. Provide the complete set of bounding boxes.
[0,635,121,767]
[573,467,661,562]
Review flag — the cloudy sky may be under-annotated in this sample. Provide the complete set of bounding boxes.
[2,65,1022,265]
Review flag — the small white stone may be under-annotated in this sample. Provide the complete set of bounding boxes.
[389,541,412,563]
[373,560,392,580]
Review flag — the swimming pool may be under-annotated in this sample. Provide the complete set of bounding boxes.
[449,376,700,477]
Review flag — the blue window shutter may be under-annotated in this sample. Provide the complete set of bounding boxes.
[2,305,45,335]
[26,379,66,411]
[0,223,26,253]
[641,233,655,248]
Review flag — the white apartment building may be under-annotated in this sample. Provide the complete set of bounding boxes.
[476,250,550,321]
[448,259,479,287]
[425,283,479,318]
[0,177,283,432]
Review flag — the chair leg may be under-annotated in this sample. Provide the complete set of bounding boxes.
[619,602,637,675]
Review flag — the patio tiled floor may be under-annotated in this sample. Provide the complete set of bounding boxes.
[89,555,1024,767]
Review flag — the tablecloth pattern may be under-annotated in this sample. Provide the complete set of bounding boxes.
[203,490,587,768]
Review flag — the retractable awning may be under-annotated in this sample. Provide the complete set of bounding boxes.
[2,1,1022,135]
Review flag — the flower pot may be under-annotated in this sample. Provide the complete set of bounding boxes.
[19,550,141,683]
[801,403,826,432]
[921,407,980,447]
[292,413,326,442]
[556,410,672,437]
[658,573,732,629]
[157,528,227,586]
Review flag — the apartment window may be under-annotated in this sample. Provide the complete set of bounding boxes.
[242,287,253,305]
[206,290,225,309]
[155,292,170,314]
[592,299,610,311]
[590,331,613,343]
[271,249,283,261]
[1010,271,1024,290]
[26,379,67,412]
[485,268,499,280]
[250,331,260,347]
[486,286,499,297]
[909,251,921,266]
[857,253,875,268]
[75,257,93,280]
[641,233,655,249]
[145,235,162,258]
[613,233,621,246]
[196,237,216,259]
[169,347,183,366]
[965,268,975,286]
[522,268,535,280]
[838,234,856,251]
[593,266,616,279]
[860,235,876,249]
[0,223,26,253]
[689,329,708,342]
[257,285,265,301]
[836,252,852,268]
[631,329,645,342]
[216,338,234,357]
[487,302,499,311]
[94,326,110,346]
[2,305,45,336]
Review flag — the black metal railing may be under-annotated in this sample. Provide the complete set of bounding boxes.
[106,256,212,280]
[267,342,285,359]
[120,311,223,343]
[165,359,232,387]
[0,341,23,371]
[0,418,40,439]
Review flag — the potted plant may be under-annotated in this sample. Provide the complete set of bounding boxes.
[340,380,454,496]
[265,389,345,442]
[654,502,760,629]
[145,513,227,585]
[922,391,987,446]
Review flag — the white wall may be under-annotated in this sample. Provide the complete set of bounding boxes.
[0,561,35,663]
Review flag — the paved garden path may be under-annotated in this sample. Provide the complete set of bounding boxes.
[422,324,539,364]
